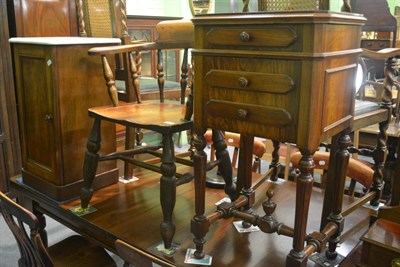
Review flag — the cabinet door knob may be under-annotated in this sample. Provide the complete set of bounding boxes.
[238,77,248,87]
[44,114,53,122]
[239,31,250,42]
[237,109,248,119]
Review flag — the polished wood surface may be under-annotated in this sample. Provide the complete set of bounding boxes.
[0,0,21,193]
[10,0,78,37]
[10,163,374,266]
[10,38,120,201]
[360,218,400,267]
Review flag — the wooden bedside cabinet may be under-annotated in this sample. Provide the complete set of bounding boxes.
[191,12,365,267]
[10,37,120,201]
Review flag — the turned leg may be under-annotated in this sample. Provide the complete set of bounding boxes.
[325,131,351,259]
[370,120,388,206]
[123,126,136,180]
[212,130,235,200]
[159,132,177,250]
[191,130,209,259]
[269,141,281,182]
[237,135,255,209]
[80,118,101,209]
[320,134,340,230]
[33,205,48,247]
[286,149,315,267]
[238,135,256,228]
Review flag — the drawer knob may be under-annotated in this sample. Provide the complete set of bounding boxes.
[239,31,250,42]
[44,114,54,122]
[238,77,248,87]
[237,109,248,119]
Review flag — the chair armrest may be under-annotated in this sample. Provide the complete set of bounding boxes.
[88,42,157,56]
[362,48,400,60]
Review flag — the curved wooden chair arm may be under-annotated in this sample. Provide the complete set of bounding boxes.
[362,48,400,60]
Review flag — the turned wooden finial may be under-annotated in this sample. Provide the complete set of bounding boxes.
[263,189,276,217]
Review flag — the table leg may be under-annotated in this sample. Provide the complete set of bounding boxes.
[238,135,255,209]
[191,130,209,259]
[286,149,315,267]
[325,131,351,259]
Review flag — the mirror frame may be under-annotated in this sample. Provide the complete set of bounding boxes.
[189,0,213,15]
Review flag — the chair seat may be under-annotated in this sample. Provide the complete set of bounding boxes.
[48,235,117,267]
[89,102,192,133]
[354,99,381,116]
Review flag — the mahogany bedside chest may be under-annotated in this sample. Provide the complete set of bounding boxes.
[190,11,365,267]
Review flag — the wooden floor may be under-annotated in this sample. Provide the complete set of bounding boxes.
[29,162,374,267]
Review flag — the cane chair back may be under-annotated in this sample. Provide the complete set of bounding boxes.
[258,0,328,11]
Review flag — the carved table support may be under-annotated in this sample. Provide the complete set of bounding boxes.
[191,130,209,259]
[287,150,315,267]
[326,131,351,259]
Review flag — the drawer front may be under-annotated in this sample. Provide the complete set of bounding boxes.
[361,39,390,50]
[205,26,298,50]
[206,100,292,127]
[199,56,301,141]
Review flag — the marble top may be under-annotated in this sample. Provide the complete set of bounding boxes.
[9,37,121,45]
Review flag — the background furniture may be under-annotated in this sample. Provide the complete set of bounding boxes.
[351,0,396,79]
[10,37,120,201]
[0,191,117,267]
[0,0,21,194]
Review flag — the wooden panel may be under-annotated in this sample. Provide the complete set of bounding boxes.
[12,0,78,37]
[14,47,56,182]
[205,26,297,48]
[0,0,21,193]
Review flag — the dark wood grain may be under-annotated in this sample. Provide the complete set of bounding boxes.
[0,0,21,193]
[11,0,78,37]
[10,165,375,266]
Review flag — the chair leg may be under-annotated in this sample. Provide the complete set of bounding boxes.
[123,126,136,180]
[212,130,235,200]
[370,120,389,206]
[80,118,101,209]
[159,132,176,250]
[269,140,281,181]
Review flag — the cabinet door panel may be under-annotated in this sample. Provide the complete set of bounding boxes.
[18,54,57,182]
